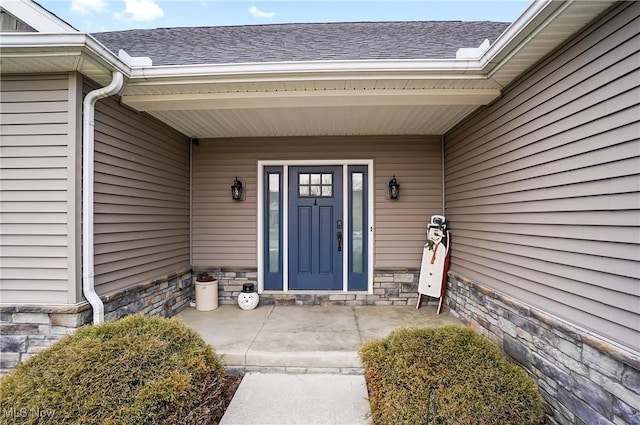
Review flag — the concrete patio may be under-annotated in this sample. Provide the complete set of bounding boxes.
[179,303,465,424]
[177,303,461,371]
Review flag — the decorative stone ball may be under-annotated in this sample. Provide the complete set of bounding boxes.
[238,283,259,310]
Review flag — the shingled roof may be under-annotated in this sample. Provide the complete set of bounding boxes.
[92,21,510,66]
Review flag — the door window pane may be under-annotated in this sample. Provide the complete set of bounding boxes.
[352,173,364,273]
[298,172,333,197]
[268,173,280,273]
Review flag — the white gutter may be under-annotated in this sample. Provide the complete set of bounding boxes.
[480,0,555,67]
[129,59,487,82]
[189,138,194,265]
[82,71,124,325]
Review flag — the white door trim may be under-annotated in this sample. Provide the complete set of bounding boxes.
[257,159,374,294]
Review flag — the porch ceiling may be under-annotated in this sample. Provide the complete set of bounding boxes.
[138,103,485,138]
[120,80,502,137]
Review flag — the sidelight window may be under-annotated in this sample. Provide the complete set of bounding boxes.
[264,167,283,290]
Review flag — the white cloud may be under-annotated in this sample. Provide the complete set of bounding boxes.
[248,6,275,19]
[123,0,164,22]
[70,0,107,15]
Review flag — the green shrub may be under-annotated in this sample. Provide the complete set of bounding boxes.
[0,314,227,425]
[360,325,545,425]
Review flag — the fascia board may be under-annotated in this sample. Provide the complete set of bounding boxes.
[122,88,502,111]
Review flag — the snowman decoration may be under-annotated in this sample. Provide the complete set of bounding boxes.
[238,283,259,310]
[417,215,451,314]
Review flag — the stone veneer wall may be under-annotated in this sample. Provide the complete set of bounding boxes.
[446,272,640,425]
[200,268,428,306]
[0,269,193,375]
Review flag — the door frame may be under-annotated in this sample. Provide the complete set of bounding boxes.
[257,159,374,293]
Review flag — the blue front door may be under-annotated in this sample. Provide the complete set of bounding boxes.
[289,166,343,290]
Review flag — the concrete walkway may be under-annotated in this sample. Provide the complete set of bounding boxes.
[220,372,371,425]
[178,304,461,425]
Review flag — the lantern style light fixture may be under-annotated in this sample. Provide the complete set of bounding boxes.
[388,175,400,200]
[231,177,244,201]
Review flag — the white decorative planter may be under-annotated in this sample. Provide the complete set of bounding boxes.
[194,278,219,311]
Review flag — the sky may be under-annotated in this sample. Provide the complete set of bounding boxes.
[38,0,533,33]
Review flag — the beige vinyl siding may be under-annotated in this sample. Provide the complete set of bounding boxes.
[0,74,80,304]
[192,136,442,269]
[89,80,190,295]
[444,3,640,350]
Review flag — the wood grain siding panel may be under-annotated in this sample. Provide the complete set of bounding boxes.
[444,3,640,350]
[0,10,36,31]
[192,136,442,269]
[89,80,190,295]
[0,74,74,304]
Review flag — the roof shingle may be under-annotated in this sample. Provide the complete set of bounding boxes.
[93,21,510,66]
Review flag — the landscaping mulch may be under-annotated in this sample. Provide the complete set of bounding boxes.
[204,373,243,425]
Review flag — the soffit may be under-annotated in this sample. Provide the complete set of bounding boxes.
[143,104,481,138]
[0,50,116,86]
[120,78,503,137]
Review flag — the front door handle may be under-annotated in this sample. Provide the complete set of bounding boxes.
[337,231,342,252]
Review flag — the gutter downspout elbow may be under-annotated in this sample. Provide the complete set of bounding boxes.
[82,72,124,325]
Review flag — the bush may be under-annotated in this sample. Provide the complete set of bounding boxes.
[360,326,545,425]
[0,314,228,425]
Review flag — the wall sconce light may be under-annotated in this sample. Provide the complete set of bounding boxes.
[387,175,400,200]
[231,177,244,201]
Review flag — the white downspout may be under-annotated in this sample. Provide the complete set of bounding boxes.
[83,71,124,325]
[189,138,194,265]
